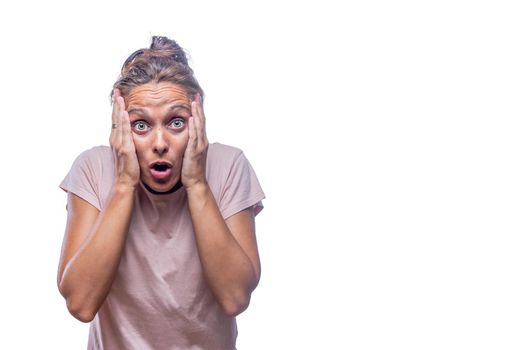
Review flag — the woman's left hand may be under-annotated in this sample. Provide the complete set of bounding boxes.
[181,94,209,190]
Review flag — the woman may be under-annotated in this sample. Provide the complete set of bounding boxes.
[57,36,265,349]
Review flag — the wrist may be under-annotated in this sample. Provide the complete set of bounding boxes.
[185,181,214,213]
[185,180,210,196]
[113,181,138,194]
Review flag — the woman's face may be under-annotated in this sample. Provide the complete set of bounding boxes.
[124,82,192,192]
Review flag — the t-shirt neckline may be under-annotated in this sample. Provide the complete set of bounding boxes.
[138,181,186,201]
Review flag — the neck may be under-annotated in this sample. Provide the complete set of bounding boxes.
[143,181,183,195]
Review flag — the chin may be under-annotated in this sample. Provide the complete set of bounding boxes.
[142,176,180,193]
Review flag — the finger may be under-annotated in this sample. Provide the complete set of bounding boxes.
[110,90,120,146]
[114,95,126,150]
[118,96,130,150]
[191,99,206,148]
[111,89,121,125]
[111,90,125,144]
[194,94,206,130]
[121,109,134,151]
[187,116,196,151]
[191,100,201,144]
[109,123,116,147]
[197,95,208,144]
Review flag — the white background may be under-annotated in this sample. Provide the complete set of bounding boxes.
[0,0,523,349]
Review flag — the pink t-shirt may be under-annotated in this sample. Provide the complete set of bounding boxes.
[60,143,265,350]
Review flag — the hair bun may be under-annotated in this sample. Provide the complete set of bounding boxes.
[149,36,188,66]
[114,35,203,101]
[122,36,189,74]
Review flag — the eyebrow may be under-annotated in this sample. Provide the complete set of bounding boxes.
[127,107,149,116]
[127,104,190,116]
[168,104,190,113]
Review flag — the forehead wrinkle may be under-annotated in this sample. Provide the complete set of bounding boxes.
[126,83,190,109]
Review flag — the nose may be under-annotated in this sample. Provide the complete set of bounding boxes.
[153,127,169,156]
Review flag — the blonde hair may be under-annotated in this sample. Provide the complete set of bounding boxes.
[112,36,203,101]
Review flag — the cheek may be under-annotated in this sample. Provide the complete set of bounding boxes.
[172,132,190,155]
[130,135,148,160]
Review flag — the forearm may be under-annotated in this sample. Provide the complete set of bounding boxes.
[186,182,258,316]
[59,184,135,322]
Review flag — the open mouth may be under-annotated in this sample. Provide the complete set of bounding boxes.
[149,162,173,180]
[150,161,173,171]
[153,163,169,172]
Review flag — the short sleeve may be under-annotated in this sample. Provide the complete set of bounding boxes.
[219,151,265,220]
[59,149,102,211]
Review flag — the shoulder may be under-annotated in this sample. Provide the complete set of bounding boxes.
[207,142,244,162]
[70,145,114,181]
[206,143,265,218]
[207,142,246,171]
[77,145,112,160]
[205,142,246,186]
[73,145,112,169]
[61,146,113,211]
[71,146,115,209]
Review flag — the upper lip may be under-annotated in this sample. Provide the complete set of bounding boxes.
[149,160,173,168]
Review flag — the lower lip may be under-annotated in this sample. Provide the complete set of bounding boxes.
[150,167,173,180]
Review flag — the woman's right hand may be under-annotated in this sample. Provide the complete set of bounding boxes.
[110,89,140,188]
